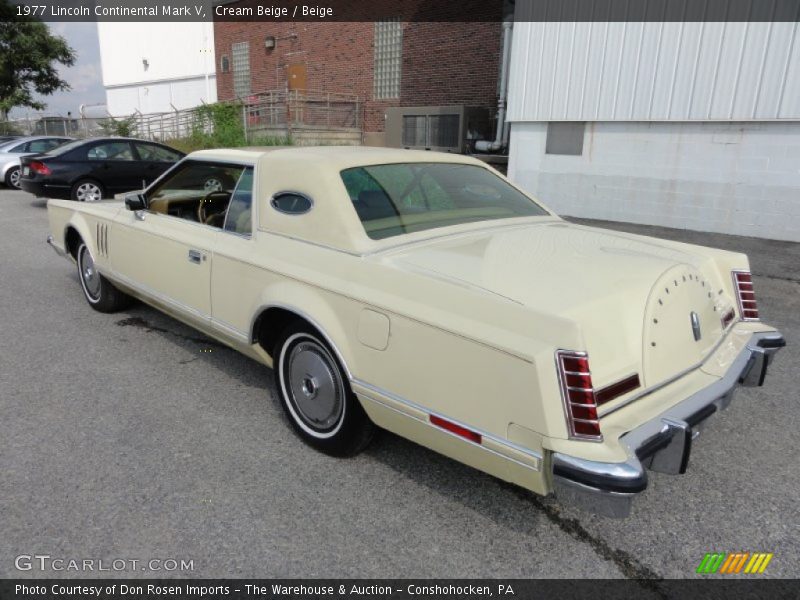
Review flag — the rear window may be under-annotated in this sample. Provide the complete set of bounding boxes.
[42,139,89,157]
[341,163,549,240]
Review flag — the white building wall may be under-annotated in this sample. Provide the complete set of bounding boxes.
[508,121,800,242]
[507,20,800,122]
[98,22,216,115]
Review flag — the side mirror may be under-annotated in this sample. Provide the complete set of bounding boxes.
[125,193,147,211]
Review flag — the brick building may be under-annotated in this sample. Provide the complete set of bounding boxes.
[213,8,504,146]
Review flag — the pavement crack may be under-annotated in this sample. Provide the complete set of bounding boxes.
[116,316,230,351]
[504,484,667,594]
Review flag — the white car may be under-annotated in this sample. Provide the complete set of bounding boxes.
[45,146,784,517]
[0,136,72,188]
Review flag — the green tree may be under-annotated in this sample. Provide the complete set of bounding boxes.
[0,0,76,119]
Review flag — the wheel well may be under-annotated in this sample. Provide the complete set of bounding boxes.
[253,307,306,358]
[65,227,82,259]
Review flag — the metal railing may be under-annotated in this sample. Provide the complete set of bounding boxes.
[0,89,361,142]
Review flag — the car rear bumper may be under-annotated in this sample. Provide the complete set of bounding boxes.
[550,330,785,518]
[19,179,70,199]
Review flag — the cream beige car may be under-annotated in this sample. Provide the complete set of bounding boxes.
[46,147,784,517]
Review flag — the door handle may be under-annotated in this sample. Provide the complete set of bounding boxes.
[188,249,204,264]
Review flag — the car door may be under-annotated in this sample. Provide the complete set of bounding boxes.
[132,142,184,187]
[209,167,258,337]
[84,140,142,193]
[110,160,247,320]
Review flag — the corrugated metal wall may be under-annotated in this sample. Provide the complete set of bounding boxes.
[507,19,800,121]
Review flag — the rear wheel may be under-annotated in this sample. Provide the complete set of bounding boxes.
[77,242,130,312]
[272,323,375,456]
[5,166,20,189]
[72,180,104,202]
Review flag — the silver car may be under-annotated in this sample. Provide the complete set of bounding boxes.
[1,136,72,189]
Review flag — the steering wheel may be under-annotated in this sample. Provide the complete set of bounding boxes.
[197,190,231,224]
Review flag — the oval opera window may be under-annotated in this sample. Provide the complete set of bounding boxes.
[271,192,313,215]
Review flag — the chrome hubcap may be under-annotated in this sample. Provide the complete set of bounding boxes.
[9,168,20,188]
[80,248,101,299]
[286,340,343,432]
[76,183,101,202]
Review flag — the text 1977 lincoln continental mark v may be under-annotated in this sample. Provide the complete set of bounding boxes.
[46,146,784,517]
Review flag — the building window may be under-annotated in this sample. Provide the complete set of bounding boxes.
[374,19,402,100]
[545,122,585,155]
[232,42,250,98]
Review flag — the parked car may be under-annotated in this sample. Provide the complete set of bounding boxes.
[0,136,72,188]
[0,135,23,145]
[45,147,784,517]
[19,137,185,201]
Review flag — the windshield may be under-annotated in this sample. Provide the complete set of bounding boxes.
[341,163,549,240]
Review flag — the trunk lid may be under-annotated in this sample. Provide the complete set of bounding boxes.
[383,221,735,391]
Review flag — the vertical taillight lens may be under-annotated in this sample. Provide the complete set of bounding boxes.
[556,350,602,441]
[733,270,759,321]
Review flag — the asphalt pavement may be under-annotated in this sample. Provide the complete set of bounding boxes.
[1,188,797,582]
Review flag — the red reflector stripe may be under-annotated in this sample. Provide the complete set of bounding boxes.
[721,308,735,328]
[565,373,592,388]
[569,404,598,420]
[429,414,482,444]
[595,374,641,406]
[567,389,595,404]
[573,420,602,437]
[735,273,752,283]
[561,356,590,373]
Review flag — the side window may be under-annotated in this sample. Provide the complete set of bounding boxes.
[271,192,312,214]
[135,143,182,162]
[147,161,245,226]
[224,167,254,235]
[87,142,134,161]
[28,139,63,153]
[8,142,27,153]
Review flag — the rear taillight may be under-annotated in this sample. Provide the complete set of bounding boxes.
[733,270,759,321]
[556,350,602,441]
[29,161,51,176]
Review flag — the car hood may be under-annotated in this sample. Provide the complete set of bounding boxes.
[383,221,736,389]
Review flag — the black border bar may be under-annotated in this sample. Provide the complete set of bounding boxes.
[6,0,800,22]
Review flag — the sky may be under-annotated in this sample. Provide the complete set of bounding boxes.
[8,22,106,119]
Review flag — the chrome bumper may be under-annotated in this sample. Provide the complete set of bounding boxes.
[551,330,785,518]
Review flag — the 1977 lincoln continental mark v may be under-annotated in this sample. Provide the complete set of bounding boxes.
[46,146,784,517]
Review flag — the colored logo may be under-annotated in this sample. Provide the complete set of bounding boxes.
[696,552,773,574]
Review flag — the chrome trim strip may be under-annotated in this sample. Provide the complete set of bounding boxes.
[599,326,738,418]
[108,271,250,344]
[352,377,542,465]
[46,234,67,258]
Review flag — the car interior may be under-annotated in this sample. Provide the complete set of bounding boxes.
[145,162,253,235]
